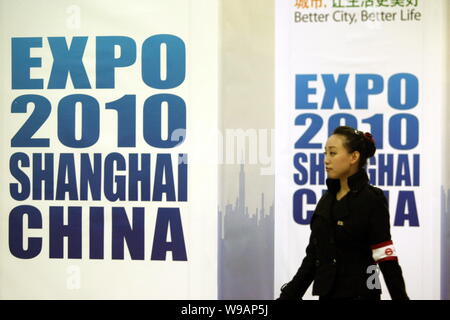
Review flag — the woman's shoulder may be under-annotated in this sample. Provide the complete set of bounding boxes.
[317,190,333,202]
[314,191,333,209]
[364,184,387,202]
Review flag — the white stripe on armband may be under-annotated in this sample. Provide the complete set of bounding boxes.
[371,240,398,263]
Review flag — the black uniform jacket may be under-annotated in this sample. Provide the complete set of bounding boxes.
[279,169,408,300]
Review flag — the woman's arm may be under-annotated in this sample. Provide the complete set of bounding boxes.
[368,188,409,300]
[277,232,317,300]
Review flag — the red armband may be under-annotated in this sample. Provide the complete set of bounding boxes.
[371,240,398,263]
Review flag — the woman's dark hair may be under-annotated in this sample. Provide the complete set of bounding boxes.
[332,126,376,169]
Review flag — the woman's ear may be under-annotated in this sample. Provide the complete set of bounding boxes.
[350,151,360,165]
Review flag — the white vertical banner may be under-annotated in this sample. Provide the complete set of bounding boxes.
[275,0,446,300]
[0,0,218,299]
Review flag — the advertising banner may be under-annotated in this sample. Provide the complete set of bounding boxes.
[275,0,447,299]
[0,0,218,299]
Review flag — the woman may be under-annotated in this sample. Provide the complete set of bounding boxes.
[278,126,408,300]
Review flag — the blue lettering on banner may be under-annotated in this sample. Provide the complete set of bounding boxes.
[9,152,187,202]
[11,35,185,90]
[96,36,137,88]
[296,73,419,110]
[293,189,316,225]
[49,206,82,259]
[8,205,188,260]
[293,73,421,227]
[8,35,189,261]
[48,37,91,89]
[151,208,187,261]
[112,207,145,260]
[89,207,104,259]
[12,37,44,89]
[9,205,43,259]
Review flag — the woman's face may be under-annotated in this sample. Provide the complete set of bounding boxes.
[324,134,359,179]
